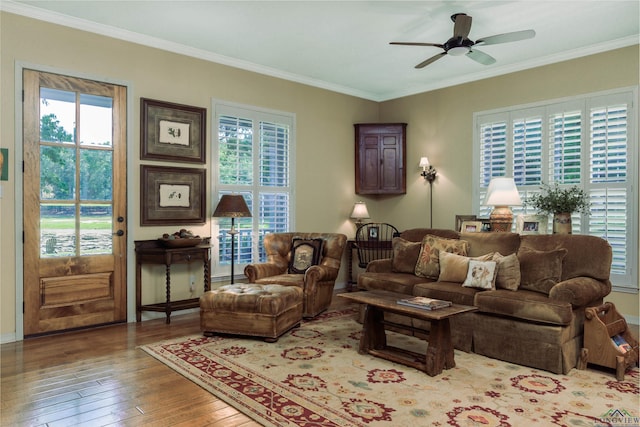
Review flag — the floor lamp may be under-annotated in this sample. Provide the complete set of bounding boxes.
[213,194,251,284]
[419,157,437,228]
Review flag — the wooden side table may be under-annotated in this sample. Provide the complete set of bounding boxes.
[135,238,211,324]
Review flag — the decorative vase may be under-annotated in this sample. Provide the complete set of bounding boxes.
[553,212,572,234]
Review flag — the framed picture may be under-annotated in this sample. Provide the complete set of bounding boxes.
[368,226,379,240]
[461,220,483,233]
[516,214,548,235]
[141,165,206,226]
[479,218,492,232]
[141,98,206,163]
[0,148,7,181]
[455,215,476,232]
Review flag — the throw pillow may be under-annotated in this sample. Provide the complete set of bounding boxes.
[415,235,469,279]
[462,260,498,290]
[391,237,421,273]
[517,247,567,294]
[288,238,324,274]
[492,252,521,291]
[438,252,494,283]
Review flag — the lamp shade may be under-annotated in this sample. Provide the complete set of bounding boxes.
[212,194,252,218]
[483,177,522,206]
[350,201,370,221]
[419,157,430,169]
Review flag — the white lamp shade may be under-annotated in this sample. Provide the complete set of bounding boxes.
[484,177,522,206]
[419,157,430,169]
[350,201,370,220]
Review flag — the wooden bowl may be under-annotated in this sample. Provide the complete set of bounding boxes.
[158,237,203,248]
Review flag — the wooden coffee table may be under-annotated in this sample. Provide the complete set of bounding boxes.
[339,290,477,376]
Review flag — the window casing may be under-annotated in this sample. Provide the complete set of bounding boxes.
[212,101,295,279]
[473,88,638,291]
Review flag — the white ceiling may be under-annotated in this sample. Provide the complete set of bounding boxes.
[4,1,639,101]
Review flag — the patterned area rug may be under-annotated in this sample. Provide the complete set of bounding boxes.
[140,309,639,426]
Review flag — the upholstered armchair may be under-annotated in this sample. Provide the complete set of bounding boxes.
[244,232,347,318]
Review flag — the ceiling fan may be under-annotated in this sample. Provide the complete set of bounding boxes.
[390,13,535,69]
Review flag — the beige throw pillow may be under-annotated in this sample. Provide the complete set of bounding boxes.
[438,252,494,283]
[415,235,469,279]
[492,252,521,291]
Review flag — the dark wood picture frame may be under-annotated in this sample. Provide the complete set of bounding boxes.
[141,98,206,163]
[140,165,206,226]
[455,215,476,232]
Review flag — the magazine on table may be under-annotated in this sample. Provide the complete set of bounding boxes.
[397,296,452,310]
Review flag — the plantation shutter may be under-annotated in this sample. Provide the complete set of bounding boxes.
[214,102,294,278]
[587,94,630,279]
[474,89,637,290]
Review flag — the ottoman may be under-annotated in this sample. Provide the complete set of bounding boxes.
[200,283,303,342]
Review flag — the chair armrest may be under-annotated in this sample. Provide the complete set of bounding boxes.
[244,263,287,282]
[549,277,612,307]
[365,259,393,273]
[305,264,338,283]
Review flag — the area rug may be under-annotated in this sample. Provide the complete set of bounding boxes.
[141,309,639,426]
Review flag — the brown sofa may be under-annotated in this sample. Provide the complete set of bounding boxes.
[357,228,613,374]
[244,232,347,318]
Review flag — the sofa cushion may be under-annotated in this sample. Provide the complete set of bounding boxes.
[415,235,470,279]
[492,252,521,291]
[518,247,568,294]
[358,272,429,295]
[460,231,521,257]
[413,281,478,306]
[438,252,494,283]
[462,260,498,290]
[474,289,573,326]
[391,237,421,273]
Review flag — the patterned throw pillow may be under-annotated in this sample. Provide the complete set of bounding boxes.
[518,247,567,294]
[462,260,498,290]
[414,235,469,279]
[288,238,324,274]
[492,252,521,291]
[438,251,494,283]
[391,237,422,273]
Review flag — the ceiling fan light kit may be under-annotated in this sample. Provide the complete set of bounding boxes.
[391,12,535,69]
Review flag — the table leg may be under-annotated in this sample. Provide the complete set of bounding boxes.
[425,318,454,376]
[360,305,386,354]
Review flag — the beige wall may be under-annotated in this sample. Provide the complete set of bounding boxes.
[1,12,638,339]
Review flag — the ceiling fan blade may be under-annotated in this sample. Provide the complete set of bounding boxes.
[475,29,536,46]
[415,52,447,69]
[452,13,472,39]
[466,49,496,65]
[390,42,444,48]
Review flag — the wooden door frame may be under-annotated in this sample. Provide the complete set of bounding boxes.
[13,62,135,341]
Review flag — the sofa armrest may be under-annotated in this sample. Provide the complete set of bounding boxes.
[365,258,393,273]
[549,277,612,307]
[244,263,287,282]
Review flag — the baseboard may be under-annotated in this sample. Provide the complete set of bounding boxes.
[0,332,17,344]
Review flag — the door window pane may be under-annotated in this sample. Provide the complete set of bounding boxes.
[40,88,75,144]
[40,146,76,200]
[80,94,113,147]
[80,204,112,255]
[80,149,112,200]
[40,204,76,257]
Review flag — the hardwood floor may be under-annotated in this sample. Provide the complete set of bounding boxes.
[1,294,354,427]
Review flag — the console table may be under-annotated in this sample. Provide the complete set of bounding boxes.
[135,238,211,324]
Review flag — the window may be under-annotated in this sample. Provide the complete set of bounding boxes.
[212,101,295,279]
[473,88,637,290]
